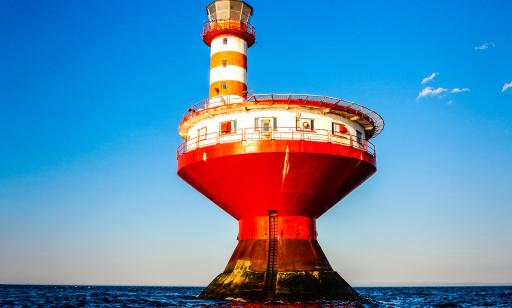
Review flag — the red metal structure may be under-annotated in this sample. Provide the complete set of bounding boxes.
[177,0,384,301]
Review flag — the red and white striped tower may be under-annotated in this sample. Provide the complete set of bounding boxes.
[202,1,255,102]
[177,0,384,302]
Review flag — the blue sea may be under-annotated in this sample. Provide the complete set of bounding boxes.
[0,285,511,307]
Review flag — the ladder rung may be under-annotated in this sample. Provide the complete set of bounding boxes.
[267,212,279,299]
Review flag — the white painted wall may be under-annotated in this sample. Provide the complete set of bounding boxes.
[210,65,247,84]
[211,35,247,56]
[183,109,367,151]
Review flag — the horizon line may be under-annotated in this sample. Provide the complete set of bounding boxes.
[1,283,511,288]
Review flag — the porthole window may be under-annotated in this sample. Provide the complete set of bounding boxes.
[296,117,314,131]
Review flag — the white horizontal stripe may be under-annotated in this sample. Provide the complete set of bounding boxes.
[210,65,247,85]
[211,35,247,56]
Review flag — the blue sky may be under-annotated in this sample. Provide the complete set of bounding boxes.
[0,0,511,286]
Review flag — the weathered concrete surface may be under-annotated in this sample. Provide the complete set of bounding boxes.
[274,271,359,300]
[199,266,359,301]
[199,260,267,301]
[199,239,361,301]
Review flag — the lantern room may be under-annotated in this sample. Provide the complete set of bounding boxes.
[206,0,253,23]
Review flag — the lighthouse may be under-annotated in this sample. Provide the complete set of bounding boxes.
[177,0,384,301]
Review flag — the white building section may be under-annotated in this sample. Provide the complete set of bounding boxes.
[211,36,248,56]
[182,109,370,152]
[210,65,247,85]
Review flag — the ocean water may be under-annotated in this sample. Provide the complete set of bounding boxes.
[0,285,511,307]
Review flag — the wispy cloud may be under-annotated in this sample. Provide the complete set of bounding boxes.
[417,72,470,99]
[418,86,448,98]
[451,88,471,93]
[421,72,439,85]
[502,81,512,92]
[474,42,495,51]
[418,86,471,98]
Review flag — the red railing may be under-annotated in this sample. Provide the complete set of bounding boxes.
[176,127,376,158]
[181,94,384,137]
[201,19,256,41]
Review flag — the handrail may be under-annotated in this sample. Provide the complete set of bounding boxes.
[181,94,385,137]
[176,127,376,158]
[201,19,256,40]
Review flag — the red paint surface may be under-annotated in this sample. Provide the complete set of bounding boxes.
[201,20,256,47]
[177,139,376,273]
[178,139,376,221]
[238,216,316,240]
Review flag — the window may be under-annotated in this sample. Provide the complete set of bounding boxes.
[296,117,314,130]
[220,120,236,134]
[222,60,227,67]
[221,82,227,90]
[255,117,276,132]
[261,119,272,133]
[356,130,363,145]
[332,122,348,135]
[223,37,228,45]
[198,127,207,141]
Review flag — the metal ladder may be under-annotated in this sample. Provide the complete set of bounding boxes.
[265,210,278,300]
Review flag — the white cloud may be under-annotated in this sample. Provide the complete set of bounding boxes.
[418,86,448,98]
[451,88,471,93]
[474,42,495,51]
[421,72,439,85]
[502,81,512,92]
[418,86,471,98]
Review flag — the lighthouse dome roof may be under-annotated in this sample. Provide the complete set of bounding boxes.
[206,0,253,23]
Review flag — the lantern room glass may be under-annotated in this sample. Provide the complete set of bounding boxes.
[207,0,253,23]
